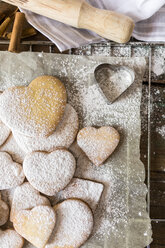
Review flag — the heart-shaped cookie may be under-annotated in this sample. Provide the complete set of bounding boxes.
[0,195,9,226]
[46,199,93,248]
[53,178,104,212]
[10,182,50,222]
[0,229,24,248]
[0,152,25,190]
[13,104,79,153]
[0,92,11,147]
[0,75,67,137]
[0,134,26,164]
[23,149,76,196]
[0,119,11,147]
[77,126,120,166]
[13,206,56,248]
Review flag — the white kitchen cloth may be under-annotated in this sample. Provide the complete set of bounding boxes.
[21,0,165,51]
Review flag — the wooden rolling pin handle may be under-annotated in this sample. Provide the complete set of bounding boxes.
[78,2,134,43]
[2,0,134,43]
[8,12,25,52]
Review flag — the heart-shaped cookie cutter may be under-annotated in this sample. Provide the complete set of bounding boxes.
[94,64,135,104]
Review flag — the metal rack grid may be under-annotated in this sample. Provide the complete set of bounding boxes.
[0,40,165,247]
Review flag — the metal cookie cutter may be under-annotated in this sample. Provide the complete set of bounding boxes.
[94,63,135,104]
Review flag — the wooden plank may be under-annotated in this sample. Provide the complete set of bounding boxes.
[151,222,165,248]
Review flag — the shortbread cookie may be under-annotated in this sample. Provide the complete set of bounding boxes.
[23,149,76,196]
[13,104,79,153]
[0,92,10,146]
[10,182,50,222]
[53,178,104,212]
[46,199,93,248]
[77,126,120,166]
[0,229,24,248]
[0,134,26,164]
[0,152,25,190]
[0,195,9,226]
[0,75,67,137]
[0,119,11,147]
[14,206,56,248]
[0,188,16,208]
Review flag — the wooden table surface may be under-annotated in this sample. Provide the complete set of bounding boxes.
[141,84,165,248]
[0,7,165,247]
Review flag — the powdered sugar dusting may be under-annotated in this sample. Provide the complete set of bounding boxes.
[14,206,56,248]
[0,77,66,137]
[0,152,25,190]
[10,182,50,222]
[156,125,165,139]
[46,199,93,248]
[0,229,24,248]
[13,104,79,152]
[0,119,11,147]
[52,178,104,212]
[0,134,26,164]
[23,149,76,196]
[77,126,120,166]
[0,52,152,247]
[95,65,134,103]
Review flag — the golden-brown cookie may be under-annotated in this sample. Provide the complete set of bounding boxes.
[46,199,93,248]
[13,206,56,248]
[77,126,120,166]
[0,75,67,137]
[12,104,79,152]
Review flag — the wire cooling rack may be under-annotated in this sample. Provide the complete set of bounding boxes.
[0,40,165,247]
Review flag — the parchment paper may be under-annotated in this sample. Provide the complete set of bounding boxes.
[0,52,152,248]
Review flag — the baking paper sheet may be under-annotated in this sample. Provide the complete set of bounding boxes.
[0,52,152,248]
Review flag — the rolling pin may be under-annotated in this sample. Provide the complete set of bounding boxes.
[2,0,134,43]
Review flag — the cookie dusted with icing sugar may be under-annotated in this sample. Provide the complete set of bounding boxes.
[13,206,56,248]
[0,119,11,147]
[0,152,25,190]
[13,104,79,153]
[0,229,24,248]
[0,75,67,137]
[53,178,104,212]
[0,92,11,147]
[46,199,93,248]
[77,126,120,166]
[10,182,50,222]
[0,134,26,164]
[0,194,9,226]
[23,149,76,196]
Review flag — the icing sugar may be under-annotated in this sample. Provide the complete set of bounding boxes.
[0,152,25,190]
[0,79,66,137]
[0,134,26,164]
[10,182,50,222]
[0,120,11,147]
[14,206,56,248]
[13,104,79,152]
[77,126,120,166]
[23,149,76,196]
[46,199,93,248]
[53,178,104,212]
[0,229,24,248]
